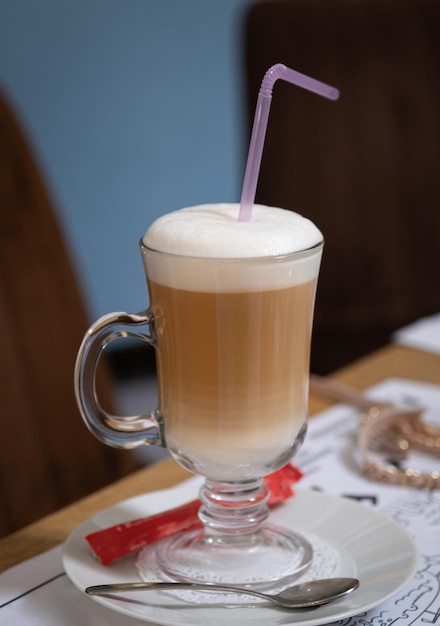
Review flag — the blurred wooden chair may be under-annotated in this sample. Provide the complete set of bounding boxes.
[0,88,140,537]
[244,0,440,374]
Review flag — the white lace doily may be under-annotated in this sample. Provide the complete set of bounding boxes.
[135,532,340,606]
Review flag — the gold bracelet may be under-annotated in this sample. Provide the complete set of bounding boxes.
[357,405,440,489]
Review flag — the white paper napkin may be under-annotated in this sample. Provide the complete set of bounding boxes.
[392,312,440,355]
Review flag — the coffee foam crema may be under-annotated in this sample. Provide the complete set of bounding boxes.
[142,204,323,291]
[143,203,322,258]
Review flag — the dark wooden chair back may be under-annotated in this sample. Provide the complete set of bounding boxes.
[244,0,440,373]
[0,89,139,537]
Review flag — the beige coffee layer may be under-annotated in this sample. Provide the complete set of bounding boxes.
[151,279,317,479]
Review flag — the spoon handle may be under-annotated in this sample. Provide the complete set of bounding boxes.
[86,581,267,600]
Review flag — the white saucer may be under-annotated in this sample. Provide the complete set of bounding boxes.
[63,481,418,626]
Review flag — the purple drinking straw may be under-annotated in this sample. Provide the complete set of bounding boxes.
[238,63,340,222]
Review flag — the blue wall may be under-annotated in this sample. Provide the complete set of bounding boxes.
[0,0,254,319]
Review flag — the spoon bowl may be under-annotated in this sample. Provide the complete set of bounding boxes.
[86,576,360,609]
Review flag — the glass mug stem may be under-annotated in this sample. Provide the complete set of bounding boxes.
[74,310,165,449]
[199,478,270,537]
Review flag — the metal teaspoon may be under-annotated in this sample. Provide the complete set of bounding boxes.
[85,577,359,609]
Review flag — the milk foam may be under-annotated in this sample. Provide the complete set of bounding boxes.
[141,204,323,291]
[143,203,322,258]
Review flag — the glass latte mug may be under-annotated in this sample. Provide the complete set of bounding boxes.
[74,203,323,590]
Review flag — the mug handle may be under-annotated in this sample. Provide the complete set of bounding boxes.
[74,310,165,449]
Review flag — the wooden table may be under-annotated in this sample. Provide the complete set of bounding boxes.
[1,343,438,574]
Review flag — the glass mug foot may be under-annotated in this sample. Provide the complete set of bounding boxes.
[152,525,312,591]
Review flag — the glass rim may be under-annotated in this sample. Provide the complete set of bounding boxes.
[139,238,323,263]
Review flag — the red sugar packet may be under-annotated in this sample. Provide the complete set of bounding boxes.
[86,463,303,565]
